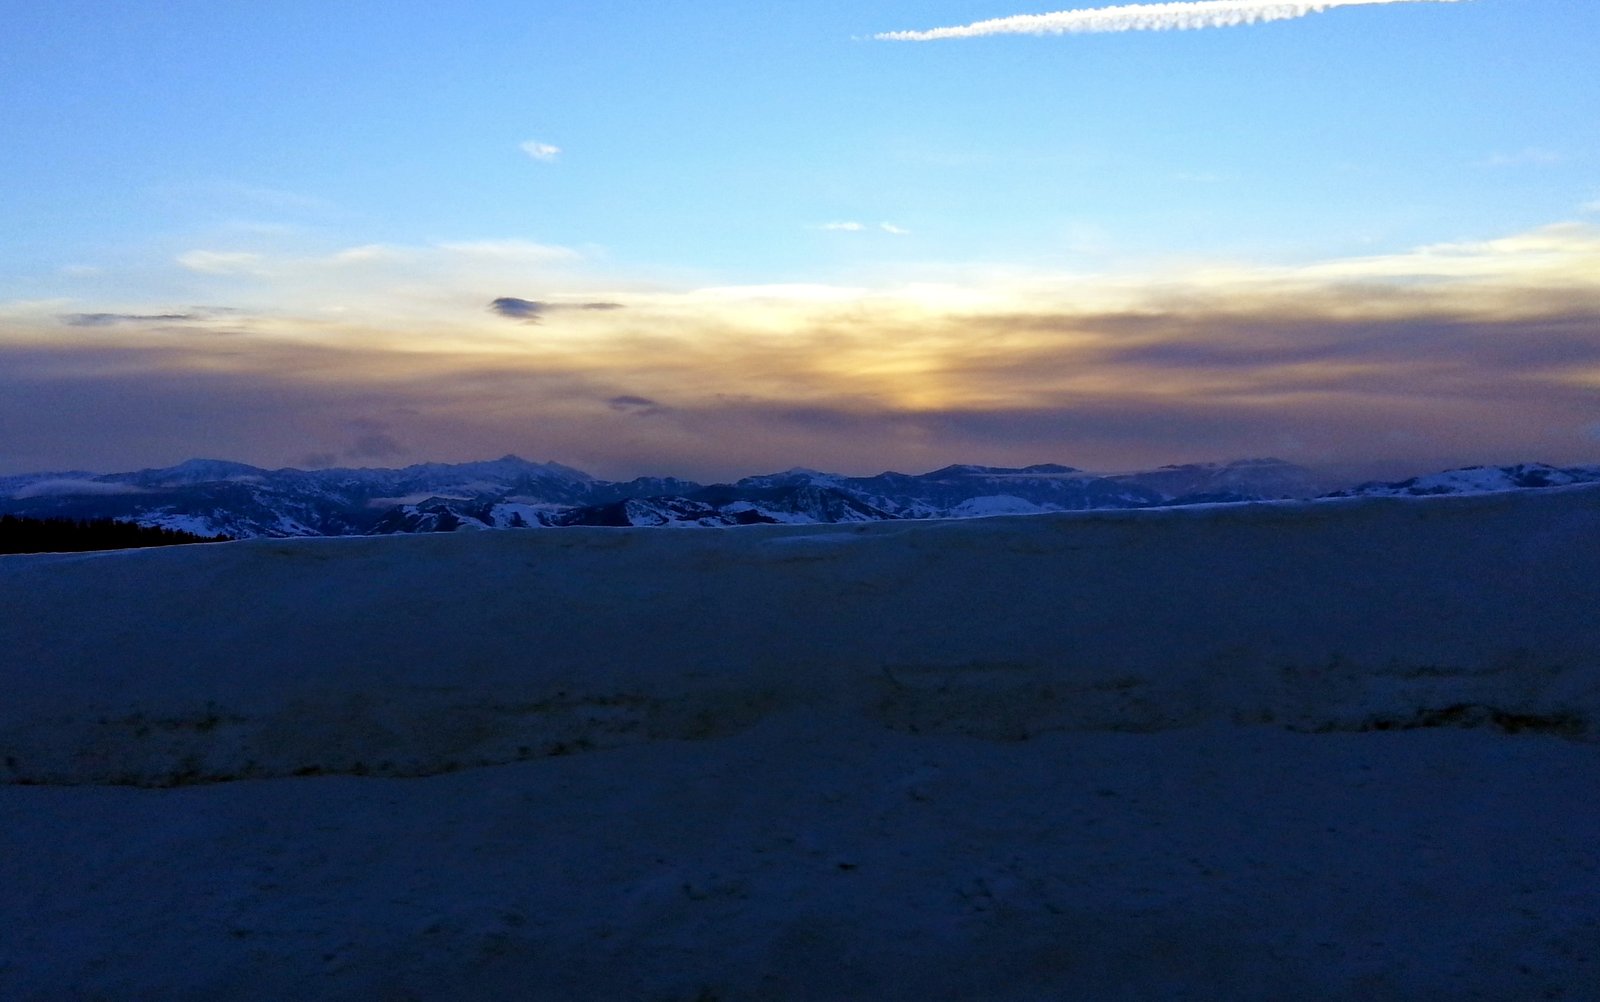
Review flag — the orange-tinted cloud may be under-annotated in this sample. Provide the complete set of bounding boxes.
[3,224,1598,480]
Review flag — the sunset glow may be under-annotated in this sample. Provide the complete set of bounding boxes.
[3,1,1596,479]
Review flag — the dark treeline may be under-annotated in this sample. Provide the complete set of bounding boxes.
[0,515,231,555]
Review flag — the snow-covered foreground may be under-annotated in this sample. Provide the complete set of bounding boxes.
[4,488,1600,999]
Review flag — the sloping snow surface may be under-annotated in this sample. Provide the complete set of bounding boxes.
[4,487,1600,999]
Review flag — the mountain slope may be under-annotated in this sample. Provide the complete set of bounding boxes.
[6,455,1598,538]
[1324,462,1600,499]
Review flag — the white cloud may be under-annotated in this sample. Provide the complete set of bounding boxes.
[436,239,581,263]
[520,141,562,163]
[1480,148,1564,168]
[1582,200,1600,215]
[325,240,579,267]
[1181,222,1600,298]
[146,239,595,337]
[332,244,405,264]
[176,251,267,275]
[818,221,909,234]
[876,0,1462,41]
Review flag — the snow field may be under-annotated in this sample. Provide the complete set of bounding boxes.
[3,485,1600,998]
[3,486,1598,786]
[4,717,1599,1000]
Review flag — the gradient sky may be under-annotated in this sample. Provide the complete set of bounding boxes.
[2,0,1597,480]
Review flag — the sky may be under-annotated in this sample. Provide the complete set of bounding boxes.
[2,0,1598,481]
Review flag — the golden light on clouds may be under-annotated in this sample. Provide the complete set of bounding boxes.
[4,222,1600,478]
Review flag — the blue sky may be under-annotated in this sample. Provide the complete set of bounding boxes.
[2,0,1598,479]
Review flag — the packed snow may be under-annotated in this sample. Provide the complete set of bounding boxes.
[3,486,1599,999]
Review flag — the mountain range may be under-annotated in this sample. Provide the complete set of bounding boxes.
[1,456,1596,539]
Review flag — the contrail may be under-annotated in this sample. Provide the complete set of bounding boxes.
[875,0,1462,41]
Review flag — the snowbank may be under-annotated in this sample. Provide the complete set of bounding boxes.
[3,486,1598,786]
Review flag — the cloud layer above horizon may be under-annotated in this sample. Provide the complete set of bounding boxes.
[3,222,1598,480]
[876,0,1462,41]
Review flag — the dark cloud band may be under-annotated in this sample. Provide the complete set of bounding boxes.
[489,298,624,321]
[61,313,197,327]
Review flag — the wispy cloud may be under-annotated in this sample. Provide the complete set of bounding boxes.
[10,479,149,499]
[818,221,910,234]
[438,240,580,262]
[1480,147,1564,168]
[202,182,333,214]
[10,221,1597,480]
[162,241,586,327]
[61,312,198,327]
[520,140,562,162]
[177,250,267,275]
[876,0,1462,41]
